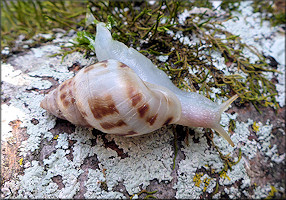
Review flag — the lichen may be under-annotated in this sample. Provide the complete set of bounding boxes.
[84,168,124,198]
[1,1,285,199]
[98,129,174,194]
[174,131,222,198]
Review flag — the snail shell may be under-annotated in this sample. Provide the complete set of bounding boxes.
[41,59,181,136]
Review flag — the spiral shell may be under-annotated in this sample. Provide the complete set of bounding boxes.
[41,59,181,136]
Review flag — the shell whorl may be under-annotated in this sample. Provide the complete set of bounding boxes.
[40,59,181,136]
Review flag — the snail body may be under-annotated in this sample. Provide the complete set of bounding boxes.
[41,23,238,146]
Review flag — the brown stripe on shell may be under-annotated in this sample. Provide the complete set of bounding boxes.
[58,88,93,128]
[137,104,149,118]
[67,79,73,86]
[131,93,142,106]
[127,86,143,106]
[59,91,70,108]
[59,83,67,91]
[83,65,95,73]
[53,90,66,119]
[100,120,126,130]
[83,60,108,73]
[71,98,75,104]
[146,114,158,126]
[100,60,108,64]
[63,100,69,107]
[41,89,66,120]
[88,94,119,119]
[119,131,138,136]
[89,60,108,70]
[163,117,173,125]
[60,93,67,101]
[81,111,88,117]
[119,63,129,68]
[100,61,108,68]
[68,90,75,104]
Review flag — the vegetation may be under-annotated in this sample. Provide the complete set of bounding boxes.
[252,0,286,26]
[2,1,284,197]
[1,0,86,49]
[2,0,283,112]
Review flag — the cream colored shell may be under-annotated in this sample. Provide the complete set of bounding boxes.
[41,59,181,136]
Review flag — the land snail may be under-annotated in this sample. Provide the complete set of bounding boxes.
[41,22,238,147]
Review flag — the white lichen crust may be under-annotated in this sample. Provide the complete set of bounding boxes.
[1,2,285,199]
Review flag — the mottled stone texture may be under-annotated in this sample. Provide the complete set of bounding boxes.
[1,3,285,198]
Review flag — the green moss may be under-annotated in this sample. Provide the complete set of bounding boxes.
[206,129,242,174]
[99,181,108,192]
[252,0,286,26]
[2,0,282,112]
[191,0,213,9]
[74,1,280,112]
[220,0,241,12]
[130,189,158,199]
[1,0,86,51]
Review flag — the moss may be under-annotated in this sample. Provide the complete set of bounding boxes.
[99,168,108,192]
[3,5,282,195]
[228,119,236,133]
[219,171,231,181]
[68,1,280,113]
[191,0,213,9]
[130,189,158,199]
[2,1,282,112]
[251,0,286,26]
[1,0,86,51]
[99,181,108,192]
[220,0,241,12]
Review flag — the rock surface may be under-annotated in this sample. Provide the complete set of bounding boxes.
[1,2,285,199]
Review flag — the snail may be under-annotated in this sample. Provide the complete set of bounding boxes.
[41,59,181,136]
[41,23,238,146]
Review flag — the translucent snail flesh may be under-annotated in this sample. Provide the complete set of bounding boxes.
[41,23,238,146]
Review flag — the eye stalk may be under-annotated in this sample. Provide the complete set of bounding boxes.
[213,94,239,147]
